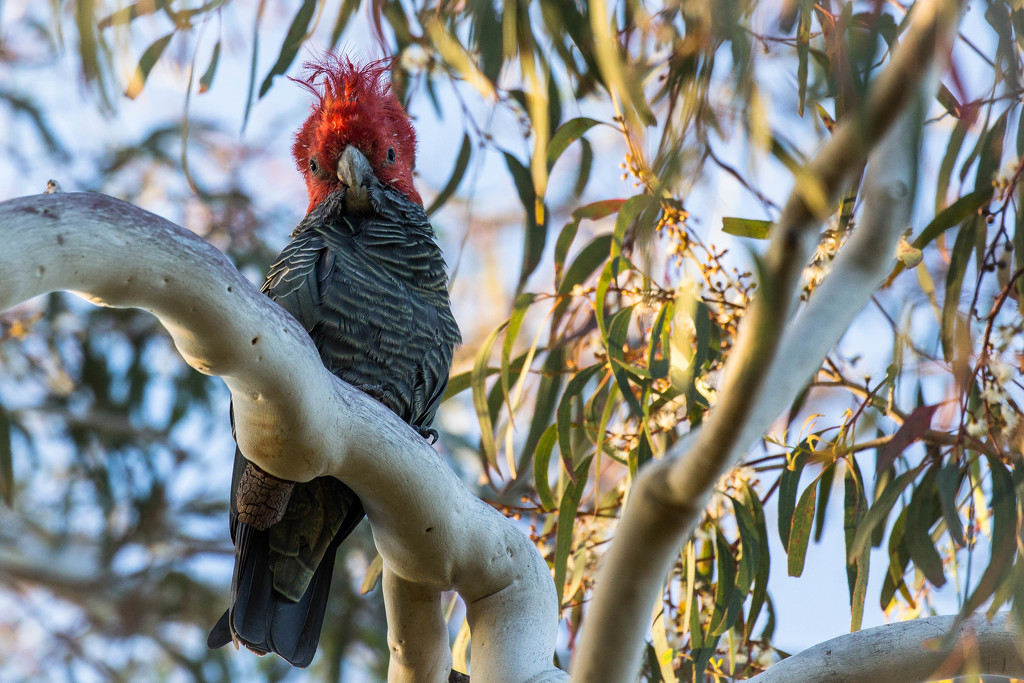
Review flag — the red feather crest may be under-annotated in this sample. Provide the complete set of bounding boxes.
[291,53,420,211]
[290,54,398,108]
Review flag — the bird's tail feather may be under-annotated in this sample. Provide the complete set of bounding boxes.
[208,502,365,667]
[206,521,332,667]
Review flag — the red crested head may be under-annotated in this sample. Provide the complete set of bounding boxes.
[291,55,420,212]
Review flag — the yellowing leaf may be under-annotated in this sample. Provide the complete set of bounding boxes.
[125,32,174,100]
[360,553,383,594]
[451,617,471,673]
[426,18,497,101]
[651,600,679,683]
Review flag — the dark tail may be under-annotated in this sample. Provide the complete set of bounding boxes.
[209,523,473,680]
[207,522,338,667]
[208,453,366,667]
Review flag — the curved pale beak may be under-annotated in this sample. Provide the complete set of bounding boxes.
[337,146,372,212]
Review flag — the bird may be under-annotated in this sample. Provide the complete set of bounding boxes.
[207,54,461,668]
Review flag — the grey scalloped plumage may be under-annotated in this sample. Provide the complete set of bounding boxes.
[208,178,460,667]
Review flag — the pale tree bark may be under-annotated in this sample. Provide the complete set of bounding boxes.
[571,0,969,680]
[0,192,566,683]
[747,613,1024,683]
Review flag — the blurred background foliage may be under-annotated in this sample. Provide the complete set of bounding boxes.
[1,0,1024,680]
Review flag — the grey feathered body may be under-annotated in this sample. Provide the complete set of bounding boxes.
[209,182,460,667]
[265,187,458,429]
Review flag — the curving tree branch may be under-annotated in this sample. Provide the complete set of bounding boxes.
[0,192,567,683]
[572,0,966,679]
[746,613,1024,683]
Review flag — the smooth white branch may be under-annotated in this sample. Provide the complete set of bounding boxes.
[572,0,964,679]
[0,192,566,683]
[747,613,1024,683]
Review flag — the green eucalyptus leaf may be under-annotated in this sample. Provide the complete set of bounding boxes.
[258,0,316,99]
[722,217,773,239]
[125,32,175,99]
[426,133,473,216]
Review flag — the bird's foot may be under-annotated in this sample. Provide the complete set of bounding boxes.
[417,426,439,444]
[235,463,295,530]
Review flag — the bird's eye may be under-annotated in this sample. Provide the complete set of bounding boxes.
[308,158,319,174]
[386,147,396,164]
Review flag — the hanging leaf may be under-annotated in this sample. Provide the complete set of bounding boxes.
[467,0,502,82]
[592,379,619,472]
[777,448,809,552]
[556,234,613,296]
[903,467,945,587]
[935,83,963,119]
[504,152,547,289]
[707,526,741,636]
[553,221,581,286]
[935,115,970,213]
[973,108,1009,194]
[843,459,870,630]
[0,406,13,506]
[426,17,498,100]
[606,306,645,418]
[729,494,761,600]
[574,137,595,197]
[258,0,317,98]
[796,0,813,117]
[533,425,558,510]
[198,40,221,94]
[520,348,566,476]
[556,365,602,477]
[650,603,678,683]
[689,583,723,678]
[330,0,360,47]
[241,0,268,132]
[75,0,112,110]
[741,483,770,642]
[500,293,538,405]
[880,508,914,609]
[876,404,939,471]
[426,133,473,216]
[941,219,980,362]
[849,464,923,562]
[547,117,602,169]
[813,462,835,542]
[471,324,506,468]
[594,256,626,340]
[647,301,673,381]
[125,32,175,99]
[936,461,965,547]
[787,479,818,577]
[554,456,592,607]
